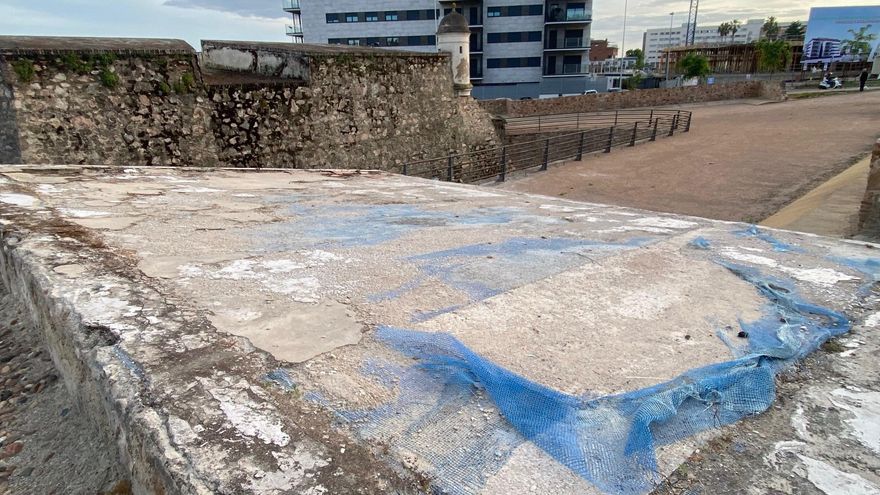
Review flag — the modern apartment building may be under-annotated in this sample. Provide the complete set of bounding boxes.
[284,1,598,99]
[641,18,804,69]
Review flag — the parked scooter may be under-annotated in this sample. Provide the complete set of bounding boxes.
[818,74,843,90]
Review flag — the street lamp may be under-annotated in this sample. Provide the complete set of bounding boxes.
[665,12,674,82]
[621,0,629,56]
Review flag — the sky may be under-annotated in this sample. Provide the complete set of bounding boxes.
[2,0,880,53]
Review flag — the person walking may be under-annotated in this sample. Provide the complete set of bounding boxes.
[859,68,869,92]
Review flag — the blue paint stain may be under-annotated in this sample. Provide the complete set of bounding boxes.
[689,236,711,250]
[734,225,801,252]
[264,369,297,390]
[828,255,880,293]
[256,203,523,251]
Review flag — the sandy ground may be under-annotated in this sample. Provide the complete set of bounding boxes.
[498,92,880,223]
[761,156,869,237]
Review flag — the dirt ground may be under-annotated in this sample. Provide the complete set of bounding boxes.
[498,91,880,223]
[0,290,126,495]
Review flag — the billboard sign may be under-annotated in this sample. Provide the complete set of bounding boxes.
[802,6,880,66]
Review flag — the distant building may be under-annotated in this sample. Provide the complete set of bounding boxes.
[589,39,618,61]
[285,1,602,99]
[642,18,804,69]
[802,38,841,61]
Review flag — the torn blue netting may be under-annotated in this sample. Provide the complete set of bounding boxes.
[365,262,850,494]
[733,225,802,252]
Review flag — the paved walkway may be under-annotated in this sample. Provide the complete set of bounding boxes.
[498,91,880,223]
[761,156,869,237]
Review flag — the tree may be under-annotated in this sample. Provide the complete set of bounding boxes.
[756,39,792,77]
[718,22,731,43]
[626,48,645,69]
[784,21,806,40]
[677,53,711,81]
[762,17,780,40]
[841,25,877,61]
[730,19,742,43]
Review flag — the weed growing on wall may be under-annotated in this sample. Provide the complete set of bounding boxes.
[12,59,35,83]
[99,68,119,88]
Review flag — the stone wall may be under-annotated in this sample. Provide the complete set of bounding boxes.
[0,77,19,163]
[480,81,786,117]
[0,38,499,169]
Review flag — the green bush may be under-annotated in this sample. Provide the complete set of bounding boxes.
[60,53,91,74]
[99,68,120,88]
[95,53,117,68]
[12,59,35,83]
[158,81,172,94]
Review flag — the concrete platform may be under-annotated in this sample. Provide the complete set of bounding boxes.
[0,166,877,494]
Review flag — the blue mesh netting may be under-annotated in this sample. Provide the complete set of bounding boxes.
[326,260,851,494]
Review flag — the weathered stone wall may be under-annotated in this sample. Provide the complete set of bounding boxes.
[205,54,497,168]
[857,139,880,240]
[3,54,218,166]
[480,81,786,118]
[0,70,20,163]
[0,40,499,168]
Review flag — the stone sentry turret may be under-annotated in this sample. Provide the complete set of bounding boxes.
[436,7,472,97]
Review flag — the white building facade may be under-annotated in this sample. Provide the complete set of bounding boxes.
[286,0,602,99]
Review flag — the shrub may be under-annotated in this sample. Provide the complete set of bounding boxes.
[12,59,35,83]
[60,53,91,74]
[100,68,120,88]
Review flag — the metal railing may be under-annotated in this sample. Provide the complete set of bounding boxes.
[399,110,692,183]
[282,0,300,11]
[503,109,689,135]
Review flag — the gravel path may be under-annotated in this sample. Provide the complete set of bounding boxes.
[498,92,880,223]
[0,290,126,495]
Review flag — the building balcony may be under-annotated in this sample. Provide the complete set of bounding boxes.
[544,38,589,50]
[543,64,589,77]
[285,24,303,36]
[282,0,300,12]
[545,10,592,24]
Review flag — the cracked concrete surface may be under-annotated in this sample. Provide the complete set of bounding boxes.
[0,165,878,494]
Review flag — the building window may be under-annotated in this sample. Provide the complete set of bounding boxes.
[528,5,543,15]
[488,7,501,17]
[326,13,340,23]
[528,31,542,42]
[487,57,542,68]
[345,13,358,22]
[406,10,419,20]
[347,39,360,46]
[387,37,399,46]
[385,11,398,21]
[487,31,542,43]
[365,12,378,22]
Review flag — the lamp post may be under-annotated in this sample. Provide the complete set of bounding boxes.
[621,0,629,57]
[665,12,674,82]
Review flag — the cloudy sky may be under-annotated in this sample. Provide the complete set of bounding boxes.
[2,0,880,52]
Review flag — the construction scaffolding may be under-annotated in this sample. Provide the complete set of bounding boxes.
[665,42,804,75]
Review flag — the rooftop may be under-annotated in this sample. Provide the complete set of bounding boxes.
[202,39,445,58]
[0,165,876,494]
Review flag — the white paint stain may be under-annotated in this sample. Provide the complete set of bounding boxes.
[247,446,330,492]
[779,267,859,286]
[202,381,290,447]
[630,217,699,229]
[59,208,111,218]
[765,440,805,469]
[719,248,778,267]
[0,193,38,207]
[797,455,880,495]
[830,389,880,455]
[864,312,880,327]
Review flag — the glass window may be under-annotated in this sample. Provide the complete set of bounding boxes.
[487,7,501,17]
[526,57,541,67]
[406,10,419,20]
[487,33,501,43]
[347,39,360,45]
[508,32,522,42]
[385,11,398,21]
[345,13,358,22]
[508,6,522,16]
[527,31,542,42]
[528,5,543,15]
[365,12,378,21]
[387,37,399,46]
[487,58,501,68]
[326,13,340,23]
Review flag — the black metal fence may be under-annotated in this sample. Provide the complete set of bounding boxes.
[504,108,687,135]
[401,109,692,183]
